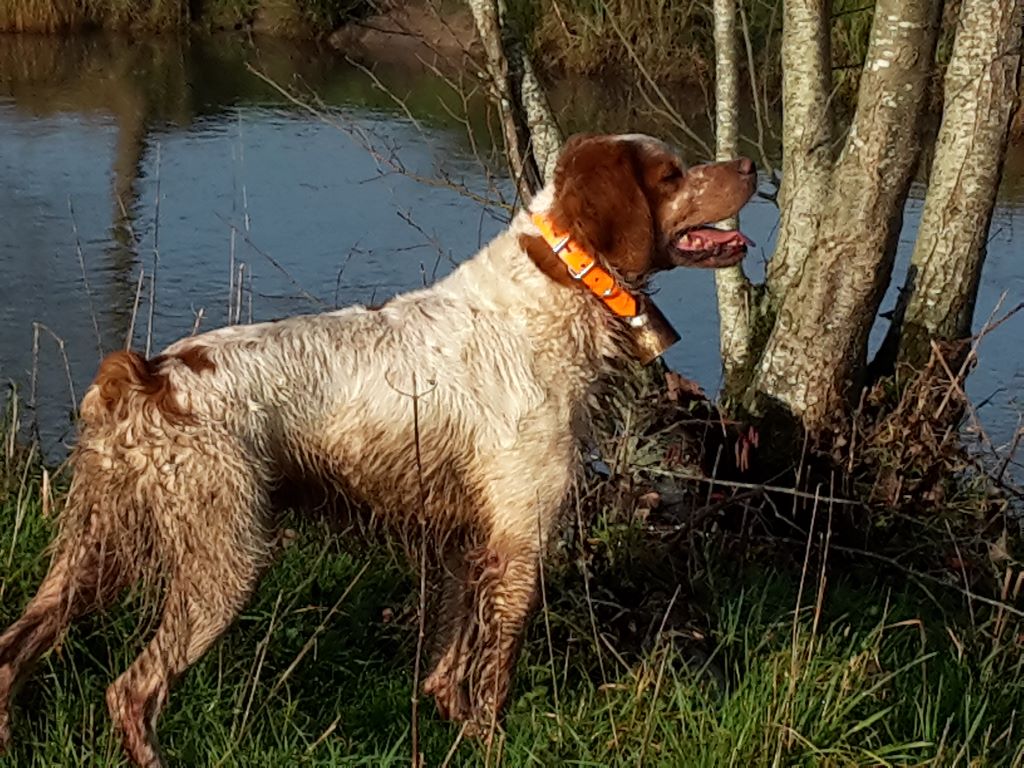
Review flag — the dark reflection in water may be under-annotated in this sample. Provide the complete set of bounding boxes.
[0,33,1020,455]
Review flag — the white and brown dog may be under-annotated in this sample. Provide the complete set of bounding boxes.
[0,133,755,766]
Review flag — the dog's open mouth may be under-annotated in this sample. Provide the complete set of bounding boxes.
[674,226,754,268]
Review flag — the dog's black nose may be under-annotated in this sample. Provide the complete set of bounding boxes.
[737,157,756,175]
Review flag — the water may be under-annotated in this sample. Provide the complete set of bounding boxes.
[0,34,1021,455]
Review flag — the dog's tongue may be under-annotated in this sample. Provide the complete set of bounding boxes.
[677,227,755,251]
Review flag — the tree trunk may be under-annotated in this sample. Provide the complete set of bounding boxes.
[712,0,756,392]
[896,0,1024,368]
[750,0,942,434]
[468,0,562,198]
[767,0,834,305]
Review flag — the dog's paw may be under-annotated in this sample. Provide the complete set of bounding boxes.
[423,671,469,722]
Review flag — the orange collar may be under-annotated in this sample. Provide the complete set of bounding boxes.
[531,212,639,318]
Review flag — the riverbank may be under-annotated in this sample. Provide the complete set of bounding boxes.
[1,386,1023,764]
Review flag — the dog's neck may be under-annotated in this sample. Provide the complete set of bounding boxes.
[436,200,629,365]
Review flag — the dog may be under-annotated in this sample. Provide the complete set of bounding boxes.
[0,133,756,766]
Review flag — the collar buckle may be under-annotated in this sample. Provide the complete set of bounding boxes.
[567,259,596,280]
[530,211,639,318]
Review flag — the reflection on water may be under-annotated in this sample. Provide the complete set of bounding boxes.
[0,33,1021,454]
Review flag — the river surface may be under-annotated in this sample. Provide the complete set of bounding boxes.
[1,34,1021,456]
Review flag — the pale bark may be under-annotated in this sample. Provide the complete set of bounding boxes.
[767,0,834,305]
[468,0,562,196]
[751,0,942,432]
[896,0,1023,368]
[712,0,756,389]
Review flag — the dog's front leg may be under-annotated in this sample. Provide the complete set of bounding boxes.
[423,551,474,721]
[463,536,540,736]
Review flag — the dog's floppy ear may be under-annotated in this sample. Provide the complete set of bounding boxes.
[549,134,655,280]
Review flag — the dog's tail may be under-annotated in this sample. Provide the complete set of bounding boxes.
[79,350,184,426]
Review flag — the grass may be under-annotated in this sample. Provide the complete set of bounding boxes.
[2,394,1023,767]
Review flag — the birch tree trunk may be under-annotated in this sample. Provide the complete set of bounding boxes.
[712,0,756,392]
[896,0,1024,368]
[750,0,942,433]
[468,0,562,197]
[767,0,834,305]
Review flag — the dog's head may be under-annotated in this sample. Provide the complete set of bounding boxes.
[536,133,757,284]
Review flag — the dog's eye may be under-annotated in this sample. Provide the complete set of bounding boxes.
[661,167,683,183]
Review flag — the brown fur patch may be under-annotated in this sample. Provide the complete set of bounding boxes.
[87,351,184,422]
[549,135,656,281]
[172,345,216,374]
[519,234,577,289]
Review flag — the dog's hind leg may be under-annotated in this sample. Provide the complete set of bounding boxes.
[105,503,270,767]
[0,540,124,752]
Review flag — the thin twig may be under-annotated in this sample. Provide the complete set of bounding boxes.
[216,213,324,309]
[145,142,162,359]
[67,197,103,359]
[409,370,428,768]
[125,267,145,351]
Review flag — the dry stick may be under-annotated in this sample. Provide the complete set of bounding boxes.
[228,139,238,324]
[535,510,561,726]
[786,484,821,750]
[647,465,865,507]
[246,267,254,324]
[439,723,469,768]
[306,715,342,755]
[235,263,246,325]
[124,267,146,351]
[994,425,1023,484]
[409,370,428,768]
[145,142,162,359]
[32,322,77,413]
[29,324,40,442]
[229,220,237,323]
[944,519,976,629]
[809,481,835,663]
[239,111,251,236]
[67,197,103,359]
[215,214,324,309]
